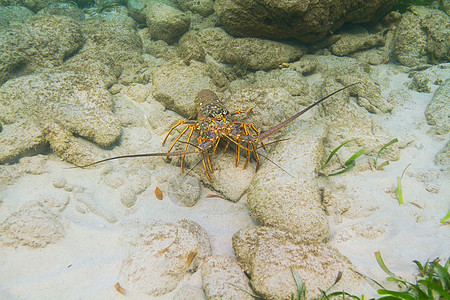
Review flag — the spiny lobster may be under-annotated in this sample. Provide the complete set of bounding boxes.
[77,83,359,182]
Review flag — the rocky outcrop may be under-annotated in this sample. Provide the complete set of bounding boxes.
[119,220,212,296]
[0,72,121,165]
[214,0,397,43]
[232,226,365,299]
[425,79,450,135]
[393,6,450,67]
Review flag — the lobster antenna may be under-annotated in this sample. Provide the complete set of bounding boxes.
[258,82,361,141]
[69,150,198,169]
[183,157,204,179]
[255,150,294,178]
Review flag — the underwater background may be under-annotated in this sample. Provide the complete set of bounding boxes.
[0,0,449,299]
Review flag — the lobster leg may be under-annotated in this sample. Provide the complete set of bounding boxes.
[235,141,240,167]
[230,106,254,116]
[180,125,195,173]
[247,123,266,150]
[206,149,214,172]
[162,120,197,147]
[243,124,252,169]
[200,150,213,182]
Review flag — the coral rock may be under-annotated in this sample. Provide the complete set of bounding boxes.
[393,6,450,67]
[425,78,450,135]
[0,71,121,165]
[119,220,212,296]
[247,121,329,241]
[233,226,364,299]
[144,2,190,43]
[214,0,397,43]
[202,255,254,300]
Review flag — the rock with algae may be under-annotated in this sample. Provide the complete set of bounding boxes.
[247,121,330,242]
[143,1,190,43]
[202,255,254,300]
[434,140,450,167]
[63,17,143,88]
[425,78,450,135]
[0,71,121,165]
[0,15,83,85]
[119,219,212,296]
[393,6,450,67]
[214,0,397,43]
[232,226,366,299]
[181,27,307,70]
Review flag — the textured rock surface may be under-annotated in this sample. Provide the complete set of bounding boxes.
[19,15,83,69]
[119,220,212,296]
[202,255,254,300]
[247,121,330,241]
[0,120,46,164]
[0,72,121,164]
[151,61,213,118]
[0,5,33,27]
[229,68,310,97]
[233,226,364,299]
[0,0,64,12]
[0,206,65,248]
[434,140,450,166]
[196,27,233,63]
[0,15,83,85]
[173,284,207,299]
[224,37,306,70]
[144,1,190,43]
[167,174,202,207]
[309,55,393,114]
[393,6,450,67]
[183,27,306,70]
[225,87,305,133]
[425,78,450,135]
[182,150,255,201]
[179,31,206,64]
[330,25,386,56]
[214,0,397,43]
[177,0,214,17]
[63,18,143,87]
[33,2,85,21]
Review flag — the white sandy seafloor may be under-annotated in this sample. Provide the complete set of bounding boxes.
[0,62,449,299]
